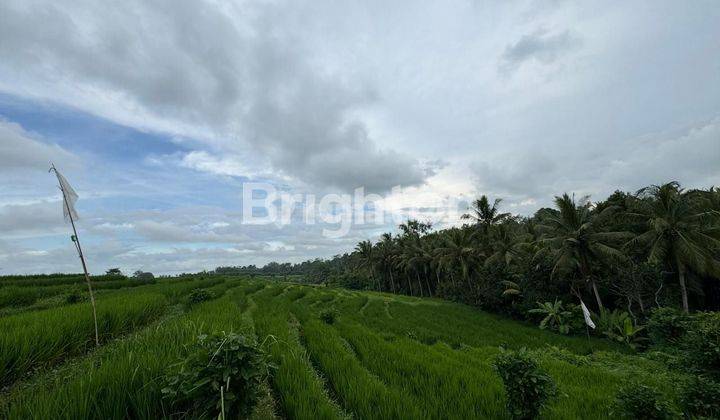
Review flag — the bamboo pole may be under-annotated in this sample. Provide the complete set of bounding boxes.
[50,165,100,347]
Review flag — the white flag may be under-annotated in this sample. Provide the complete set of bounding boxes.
[580,300,596,329]
[55,170,79,222]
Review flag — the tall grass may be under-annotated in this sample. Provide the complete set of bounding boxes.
[1,289,253,419]
[0,292,167,386]
[252,285,346,419]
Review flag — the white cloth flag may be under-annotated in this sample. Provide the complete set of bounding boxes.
[580,300,596,329]
[55,171,79,222]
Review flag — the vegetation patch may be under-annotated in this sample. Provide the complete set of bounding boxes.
[161,331,272,419]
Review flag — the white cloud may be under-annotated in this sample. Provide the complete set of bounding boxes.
[0,120,78,172]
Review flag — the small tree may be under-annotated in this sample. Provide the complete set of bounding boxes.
[105,268,123,276]
[493,348,557,419]
[528,300,573,334]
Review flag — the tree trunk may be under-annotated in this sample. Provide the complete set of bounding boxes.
[417,271,424,297]
[389,270,396,294]
[637,293,645,314]
[590,278,604,311]
[678,261,689,313]
[407,275,414,296]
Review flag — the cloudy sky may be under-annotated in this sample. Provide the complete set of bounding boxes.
[0,0,718,275]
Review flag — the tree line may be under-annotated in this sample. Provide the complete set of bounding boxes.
[216,182,720,315]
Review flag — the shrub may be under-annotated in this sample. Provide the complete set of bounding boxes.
[161,331,271,418]
[647,307,689,347]
[319,308,338,324]
[611,381,677,419]
[681,312,720,377]
[188,288,214,304]
[679,375,720,419]
[493,348,557,419]
[596,309,647,350]
[65,290,85,304]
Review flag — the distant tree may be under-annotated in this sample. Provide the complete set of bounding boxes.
[436,227,482,290]
[106,268,123,276]
[354,240,378,290]
[462,195,511,235]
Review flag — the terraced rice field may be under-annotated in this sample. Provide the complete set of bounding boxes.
[0,276,686,419]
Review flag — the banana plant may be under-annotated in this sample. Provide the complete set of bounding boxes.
[529,300,573,334]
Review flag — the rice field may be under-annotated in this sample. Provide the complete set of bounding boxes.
[0,275,688,419]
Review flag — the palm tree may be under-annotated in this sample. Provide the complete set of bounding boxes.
[484,222,530,269]
[536,194,628,310]
[355,240,378,290]
[627,182,720,312]
[461,195,511,234]
[436,227,482,289]
[377,233,397,293]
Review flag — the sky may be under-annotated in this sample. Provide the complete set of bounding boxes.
[0,0,719,275]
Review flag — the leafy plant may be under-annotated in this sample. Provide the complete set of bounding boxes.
[679,375,720,419]
[680,312,720,377]
[528,300,573,334]
[596,309,647,349]
[161,331,272,419]
[611,381,678,419]
[319,308,338,324]
[647,307,689,347]
[493,348,557,419]
[187,288,214,304]
[500,280,521,297]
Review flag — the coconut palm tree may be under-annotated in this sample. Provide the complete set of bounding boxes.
[536,193,628,310]
[626,182,720,312]
[461,195,511,234]
[377,233,397,293]
[355,240,378,290]
[484,222,531,269]
[436,227,482,289]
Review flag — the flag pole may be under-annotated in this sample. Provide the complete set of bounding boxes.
[50,164,100,347]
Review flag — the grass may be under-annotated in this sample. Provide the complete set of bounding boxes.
[0,277,690,418]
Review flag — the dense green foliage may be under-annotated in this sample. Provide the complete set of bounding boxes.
[187,288,214,304]
[679,375,720,419]
[493,348,557,419]
[611,381,677,420]
[161,331,271,418]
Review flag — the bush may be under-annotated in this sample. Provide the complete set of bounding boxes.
[647,307,689,347]
[679,375,720,419]
[596,309,647,350]
[611,381,677,419]
[681,312,720,377]
[161,331,272,418]
[188,288,214,304]
[493,348,557,419]
[65,290,85,304]
[319,308,338,324]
